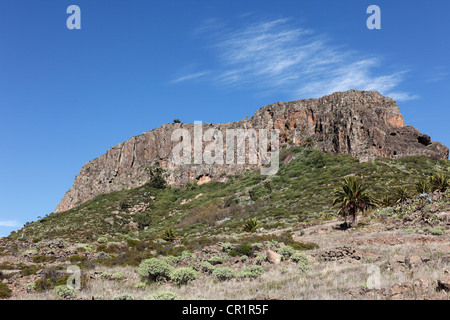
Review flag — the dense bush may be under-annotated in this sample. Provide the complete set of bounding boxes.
[93,252,111,261]
[113,293,134,300]
[220,243,232,252]
[199,261,215,274]
[97,237,109,243]
[255,253,267,264]
[32,255,56,263]
[229,243,252,257]
[212,267,237,281]
[170,267,198,286]
[289,242,320,251]
[151,291,182,300]
[293,252,310,274]
[34,279,54,292]
[0,282,12,299]
[240,265,264,279]
[251,242,263,250]
[278,246,295,258]
[208,256,224,265]
[68,255,87,263]
[134,212,152,230]
[179,250,192,260]
[20,264,40,276]
[139,258,174,282]
[55,285,77,299]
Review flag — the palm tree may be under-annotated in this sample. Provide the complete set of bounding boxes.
[395,187,409,203]
[415,180,429,194]
[380,195,393,207]
[333,177,378,227]
[243,218,260,233]
[430,173,449,192]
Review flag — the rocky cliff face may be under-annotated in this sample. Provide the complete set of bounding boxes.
[55,90,449,213]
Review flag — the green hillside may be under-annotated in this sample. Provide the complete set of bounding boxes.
[10,146,449,244]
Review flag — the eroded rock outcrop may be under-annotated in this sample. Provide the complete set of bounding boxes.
[55,90,449,212]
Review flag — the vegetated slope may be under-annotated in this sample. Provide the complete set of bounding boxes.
[10,146,450,242]
[55,89,449,213]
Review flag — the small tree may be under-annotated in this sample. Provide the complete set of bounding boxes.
[173,119,181,123]
[248,189,258,202]
[303,137,314,147]
[264,181,273,204]
[332,177,377,227]
[146,164,167,189]
[134,212,152,230]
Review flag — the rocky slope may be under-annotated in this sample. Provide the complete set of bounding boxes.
[55,90,449,213]
[1,190,449,300]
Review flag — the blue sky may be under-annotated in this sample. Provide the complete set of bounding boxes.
[0,0,449,237]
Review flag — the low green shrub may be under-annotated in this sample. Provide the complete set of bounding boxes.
[293,253,310,274]
[160,256,180,266]
[179,250,192,260]
[240,265,264,279]
[430,227,444,236]
[68,255,87,263]
[170,267,198,286]
[97,237,109,243]
[229,243,252,257]
[199,261,215,274]
[20,265,40,276]
[112,272,125,280]
[151,291,182,300]
[220,243,232,251]
[291,252,308,263]
[34,279,54,292]
[278,246,295,258]
[289,242,320,251]
[212,267,237,281]
[208,256,223,265]
[113,293,134,300]
[32,255,56,263]
[255,253,267,264]
[93,252,111,261]
[55,285,77,299]
[126,238,141,248]
[0,282,12,299]
[251,242,263,250]
[138,258,174,282]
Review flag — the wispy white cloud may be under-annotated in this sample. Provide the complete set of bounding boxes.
[174,17,416,102]
[424,66,448,83]
[171,71,211,83]
[0,220,21,228]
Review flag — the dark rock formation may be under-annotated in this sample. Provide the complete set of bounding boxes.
[55,90,449,212]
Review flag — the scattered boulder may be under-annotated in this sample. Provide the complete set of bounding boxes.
[437,274,450,292]
[406,255,422,268]
[266,249,281,264]
[320,246,361,262]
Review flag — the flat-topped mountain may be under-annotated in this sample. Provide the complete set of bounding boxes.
[55,89,449,213]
